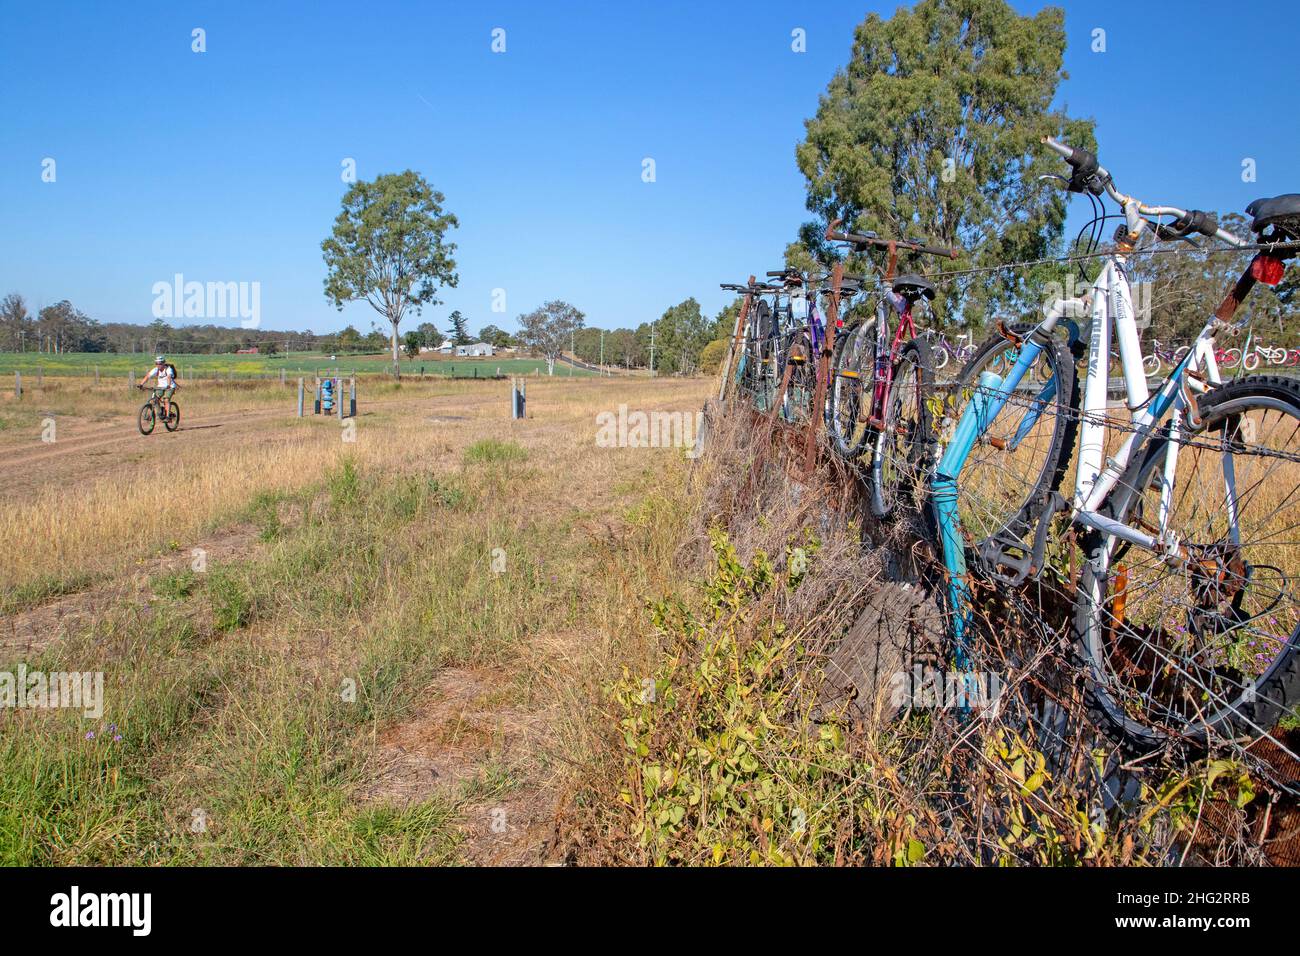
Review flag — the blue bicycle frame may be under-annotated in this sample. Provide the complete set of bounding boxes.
[930,324,1054,663]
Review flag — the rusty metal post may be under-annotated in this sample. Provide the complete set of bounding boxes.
[802,263,843,476]
[718,275,755,403]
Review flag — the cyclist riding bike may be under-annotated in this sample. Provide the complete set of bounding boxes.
[139,355,179,417]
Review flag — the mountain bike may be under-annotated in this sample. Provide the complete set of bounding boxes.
[765,268,863,425]
[137,385,180,435]
[932,136,1300,749]
[823,222,957,516]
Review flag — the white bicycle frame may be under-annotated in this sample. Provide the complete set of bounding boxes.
[1046,255,1230,563]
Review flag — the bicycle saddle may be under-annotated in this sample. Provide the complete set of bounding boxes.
[1246,194,1300,236]
[892,273,936,301]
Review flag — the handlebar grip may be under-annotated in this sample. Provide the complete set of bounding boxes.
[1044,137,1106,196]
[1064,145,1098,173]
[1170,209,1220,238]
[1065,148,1104,196]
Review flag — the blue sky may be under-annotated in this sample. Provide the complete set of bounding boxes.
[2,0,1298,340]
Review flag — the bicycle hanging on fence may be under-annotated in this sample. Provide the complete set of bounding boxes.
[932,135,1300,749]
[722,278,784,413]
[823,222,957,516]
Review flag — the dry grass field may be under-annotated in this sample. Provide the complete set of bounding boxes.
[0,373,707,864]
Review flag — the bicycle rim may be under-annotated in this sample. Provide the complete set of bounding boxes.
[139,404,156,435]
[871,337,932,518]
[828,321,874,458]
[780,332,815,425]
[950,324,1078,548]
[750,338,780,414]
[1077,379,1300,748]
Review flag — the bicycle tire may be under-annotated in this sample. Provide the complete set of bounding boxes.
[164,401,180,432]
[1075,374,1300,750]
[777,330,816,425]
[826,320,875,459]
[870,336,933,518]
[948,323,1079,551]
[138,402,156,435]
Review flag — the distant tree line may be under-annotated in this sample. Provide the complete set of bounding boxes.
[566,298,736,374]
[0,289,738,373]
[0,292,412,356]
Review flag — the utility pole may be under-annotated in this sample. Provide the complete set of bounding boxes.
[599,330,604,375]
[649,325,656,377]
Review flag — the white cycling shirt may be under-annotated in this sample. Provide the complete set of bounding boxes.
[146,365,176,388]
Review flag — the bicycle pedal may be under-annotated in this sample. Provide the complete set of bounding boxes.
[977,534,1034,587]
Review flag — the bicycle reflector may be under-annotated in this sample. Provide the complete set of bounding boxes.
[1251,253,1286,286]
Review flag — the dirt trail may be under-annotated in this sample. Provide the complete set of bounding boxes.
[361,666,558,864]
[0,390,497,498]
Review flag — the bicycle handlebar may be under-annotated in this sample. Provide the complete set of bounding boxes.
[720,281,781,294]
[823,218,958,260]
[1042,136,1247,249]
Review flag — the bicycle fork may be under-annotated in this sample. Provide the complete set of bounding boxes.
[931,328,1052,674]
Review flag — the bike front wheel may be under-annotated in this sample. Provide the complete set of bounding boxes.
[827,321,875,459]
[138,402,156,435]
[777,330,816,426]
[870,337,933,518]
[948,324,1079,555]
[1076,375,1300,749]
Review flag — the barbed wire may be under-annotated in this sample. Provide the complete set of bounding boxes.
[937,376,1300,466]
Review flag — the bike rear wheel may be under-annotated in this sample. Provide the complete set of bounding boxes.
[827,320,875,459]
[871,337,933,518]
[1076,375,1300,749]
[948,324,1079,555]
[138,402,156,435]
[164,401,180,431]
[778,330,816,426]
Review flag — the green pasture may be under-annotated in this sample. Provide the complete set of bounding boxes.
[0,351,596,379]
